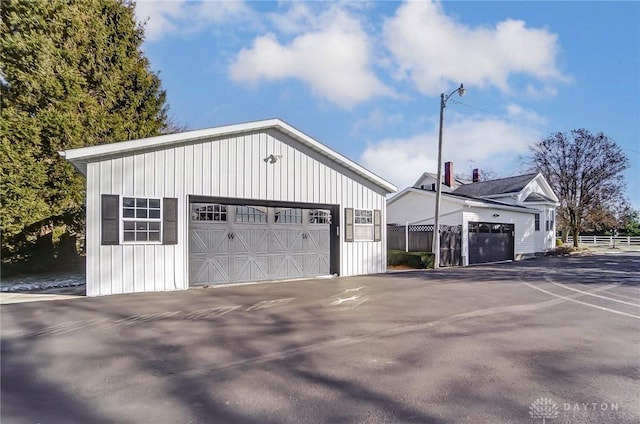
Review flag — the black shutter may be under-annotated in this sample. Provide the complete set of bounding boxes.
[101,194,119,245]
[373,209,381,242]
[345,208,354,242]
[163,198,178,245]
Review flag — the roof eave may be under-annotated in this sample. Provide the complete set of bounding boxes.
[462,200,537,213]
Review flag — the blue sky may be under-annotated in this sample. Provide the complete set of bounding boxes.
[135,0,640,209]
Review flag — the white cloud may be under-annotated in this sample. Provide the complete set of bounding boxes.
[506,103,548,126]
[228,6,392,108]
[266,2,317,35]
[351,109,404,134]
[383,0,568,96]
[134,0,252,41]
[360,106,544,190]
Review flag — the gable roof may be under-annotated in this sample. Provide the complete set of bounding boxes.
[388,187,536,213]
[60,118,397,193]
[412,172,471,188]
[452,173,539,197]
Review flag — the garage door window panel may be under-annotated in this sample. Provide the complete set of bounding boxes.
[275,208,302,224]
[235,206,267,223]
[192,204,227,222]
[309,209,331,225]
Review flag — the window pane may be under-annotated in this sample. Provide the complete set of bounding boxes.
[236,206,267,223]
[354,225,373,241]
[122,197,162,243]
[309,210,331,224]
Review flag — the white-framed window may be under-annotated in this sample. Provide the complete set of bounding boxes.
[275,208,302,224]
[534,213,540,231]
[191,203,227,222]
[546,209,555,232]
[309,209,331,224]
[354,209,373,241]
[122,197,162,242]
[235,206,267,223]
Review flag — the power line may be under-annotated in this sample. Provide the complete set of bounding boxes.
[449,98,491,114]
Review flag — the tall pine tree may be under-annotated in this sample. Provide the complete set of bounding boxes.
[1,0,169,265]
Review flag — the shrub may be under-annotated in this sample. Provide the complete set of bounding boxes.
[388,250,435,269]
[556,238,564,247]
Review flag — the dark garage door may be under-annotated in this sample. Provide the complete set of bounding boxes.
[468,222,514,264]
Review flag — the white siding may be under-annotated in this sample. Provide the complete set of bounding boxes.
[85,130,387,295]
[387,191,461,225]
[387,190,540,267]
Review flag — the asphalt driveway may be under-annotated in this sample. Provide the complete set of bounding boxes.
[2,253,639,423]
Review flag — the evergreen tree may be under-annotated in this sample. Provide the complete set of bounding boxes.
[1,0,169,264]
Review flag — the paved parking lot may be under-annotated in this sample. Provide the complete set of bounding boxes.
[2,253,639,423]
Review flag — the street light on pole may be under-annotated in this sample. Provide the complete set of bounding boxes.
[433,83,466,269]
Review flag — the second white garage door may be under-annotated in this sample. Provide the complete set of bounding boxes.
[189,203,331,285]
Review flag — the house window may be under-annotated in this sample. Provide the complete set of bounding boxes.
[275,208,302,224]
[546,209,555,232]
[122,197,161,242]
[191,204,227,221]
[309,209,331,224]
[534,214,540,231]
[354,209,373,241]
[235,206,267,223]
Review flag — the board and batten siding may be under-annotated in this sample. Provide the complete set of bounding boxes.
[85,130,387,296]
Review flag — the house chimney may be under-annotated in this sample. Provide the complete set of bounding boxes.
[472,168,480,183]
[444,161,453,187]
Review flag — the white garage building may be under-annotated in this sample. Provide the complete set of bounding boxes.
[61,119,396,296]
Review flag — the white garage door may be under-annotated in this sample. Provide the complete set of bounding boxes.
[189,203,331,285]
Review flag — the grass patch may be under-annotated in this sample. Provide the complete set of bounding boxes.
[388,250,435,269]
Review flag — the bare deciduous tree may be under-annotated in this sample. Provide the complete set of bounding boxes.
[528,129,630,247]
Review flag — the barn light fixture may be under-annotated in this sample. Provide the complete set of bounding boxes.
[433,83,467,270]
[263,154,282,164]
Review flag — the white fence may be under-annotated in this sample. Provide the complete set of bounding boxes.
[566,235,640,246]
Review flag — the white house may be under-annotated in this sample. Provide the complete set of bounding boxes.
[387,166,558,266]
[61,119,396,296]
